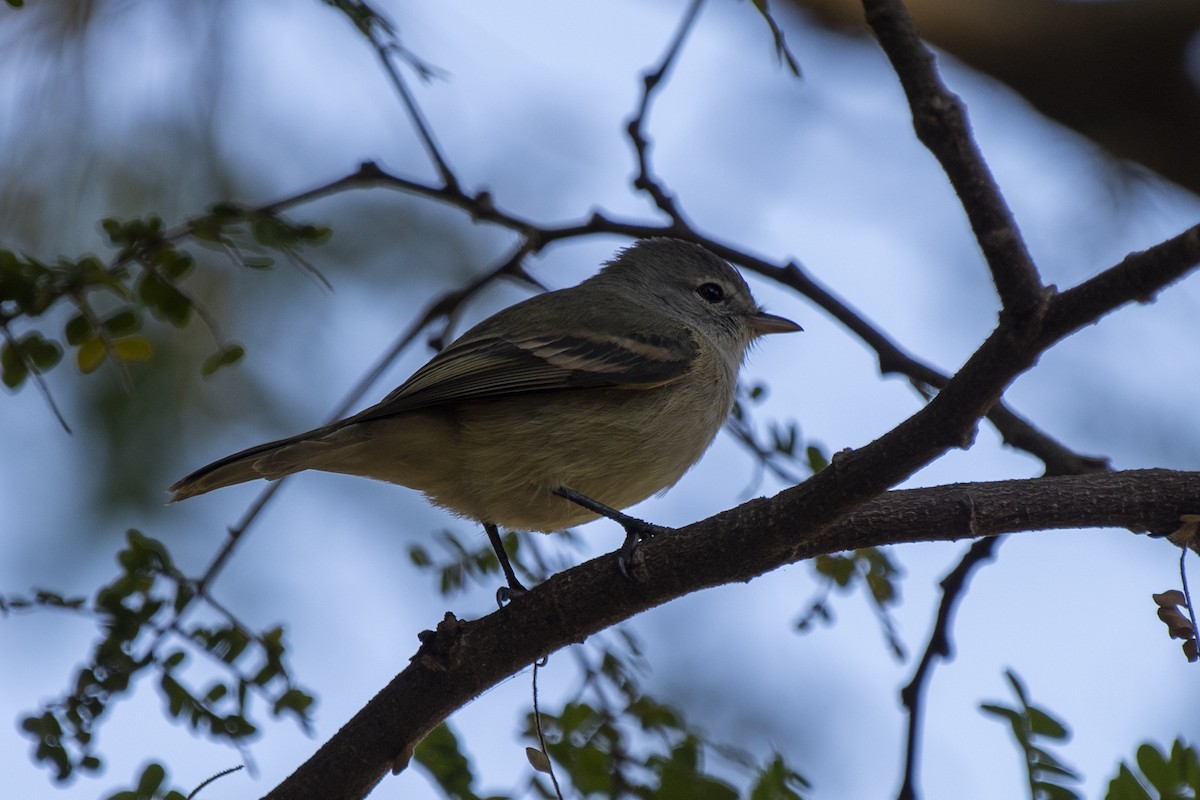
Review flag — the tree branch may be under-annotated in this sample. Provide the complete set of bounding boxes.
[690,237,1110,476]
[264,469,1200,800]
[897,537,1001,800]
[862,0,1045,316]
[624,0,705,224]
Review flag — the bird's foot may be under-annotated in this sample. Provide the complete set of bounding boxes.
[553,486,671,581]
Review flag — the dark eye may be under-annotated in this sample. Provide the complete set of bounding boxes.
[696,282,725,303]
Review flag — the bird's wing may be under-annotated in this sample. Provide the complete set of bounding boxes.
[349,323,698,424]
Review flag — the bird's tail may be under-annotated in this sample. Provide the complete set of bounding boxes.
[167,425,346,502]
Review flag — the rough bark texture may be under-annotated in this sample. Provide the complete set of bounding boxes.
[264,469,1200,800]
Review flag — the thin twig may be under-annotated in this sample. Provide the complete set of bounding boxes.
[897,537,1001,800]
[186,765,244,800]
[531,657,565,800]
[73,293,134,393]
[724,413,804,489]
[1180,548,1199,657]
[362,17,458,190]
[625,0,705,222]
[0,319,71,433]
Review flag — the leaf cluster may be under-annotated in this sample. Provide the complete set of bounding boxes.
[14,531,314,782]
[1108,739,1200,799]
[798,547,906,659]
[0,205,329,398]
[412,648,809,800]
[981,669,1082,800]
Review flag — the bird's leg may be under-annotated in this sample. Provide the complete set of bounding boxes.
[485,522,528,605]
[553,486,670,579]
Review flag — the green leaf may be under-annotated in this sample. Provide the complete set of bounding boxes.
[1029,707,1070,740]
[65,312,94,345]
[113,336,153,364]
[805,445,828,473]
[102,308,141,337]
[409,545,432,567]
[628,696,681,732]
[750,754,810,800]
[22,332,63,370]
[273,687,315,722]
[136,762,166,795]
[412,723,482,800]
[655,738,738,800]
[979,703,1021,724]
[1105,763,1154,800]
[137,271,192,327]
[1004,669,1031,706]
[200,343,245,376]
[76,338,108,373]
[982,669,1081,799]
[1033,780,1081,800]
[813,554,855,587]
[1,341,28,388]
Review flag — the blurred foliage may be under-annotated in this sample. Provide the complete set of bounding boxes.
[102,762,188,800]
[407,538,811,799]
[729,381,814,488]
[414,723,507,800]
[981,669,1082,800]
[1106,739,1200,799]
[5,530,313,782]
[0,206,328,401]
[746,0,802,77]
[409,527,585,597]
[797,546,906,660]
[410,661,810,800]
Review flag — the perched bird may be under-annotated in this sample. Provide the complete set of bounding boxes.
[169,238,800,597]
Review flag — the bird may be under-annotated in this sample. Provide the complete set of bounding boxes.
[169,238,800,598]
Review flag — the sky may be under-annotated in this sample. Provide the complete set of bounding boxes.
[2,1,1200,799]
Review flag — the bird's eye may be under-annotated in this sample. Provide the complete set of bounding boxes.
[696,282,726,303]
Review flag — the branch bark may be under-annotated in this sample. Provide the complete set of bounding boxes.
[265,468,1200,800]
[862,0,1044,316]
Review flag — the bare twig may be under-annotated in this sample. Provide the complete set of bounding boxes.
[530,658,565,800]
[0,319,71,433]
[625,0,706,223]
[331,2,458,190]
[72,293,133,393]
[1179,548,1199,657]
[897,537,1001,800]
[186,765,244,800]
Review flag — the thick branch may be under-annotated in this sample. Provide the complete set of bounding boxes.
[264,469,1200,800]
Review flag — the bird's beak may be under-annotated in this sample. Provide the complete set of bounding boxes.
[748,310,802,336]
